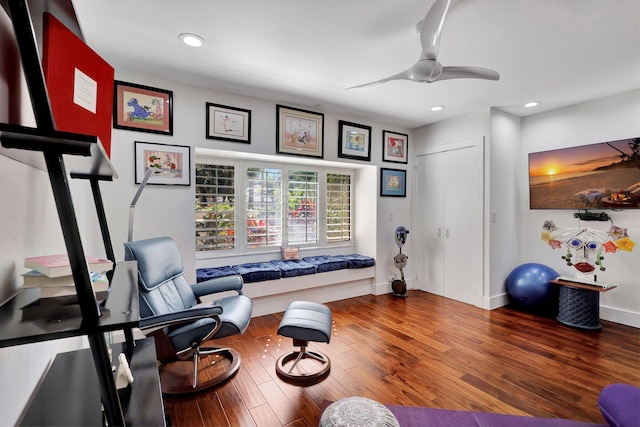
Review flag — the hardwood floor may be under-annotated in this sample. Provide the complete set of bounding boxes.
[163,291,640,426]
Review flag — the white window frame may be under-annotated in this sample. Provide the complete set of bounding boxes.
[195,157,355,258]
[195,157,240,253]
[244,163,284,250]
[286,168,319,246]
[325,168,354,244]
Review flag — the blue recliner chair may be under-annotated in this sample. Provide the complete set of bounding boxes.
[123,236,252,395]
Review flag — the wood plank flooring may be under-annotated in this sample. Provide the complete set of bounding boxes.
[163,291,640,426]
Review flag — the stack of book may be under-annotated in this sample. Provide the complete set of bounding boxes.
[22,254,113,309]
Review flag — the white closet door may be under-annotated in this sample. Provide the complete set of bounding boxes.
[416,152,444,296]
[442,145,478,305]
[415,137,483,307]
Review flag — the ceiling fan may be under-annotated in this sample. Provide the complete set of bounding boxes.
[349,0,500,89]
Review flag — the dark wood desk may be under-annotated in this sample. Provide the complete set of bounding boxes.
[551,279,617,330]
[19,338,165,426]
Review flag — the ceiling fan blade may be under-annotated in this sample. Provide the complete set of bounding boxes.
[349,0,500,88]
[419,0,452,60]
[437,66,500,81]
[347,68,416,89]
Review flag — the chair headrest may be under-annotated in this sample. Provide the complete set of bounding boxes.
[124,236,184,291]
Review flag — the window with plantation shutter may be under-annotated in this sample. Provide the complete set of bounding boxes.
[195,163,235,251]
[326,173,351,242]
[195,159,354,253]
[246,167,283,247]
[287,170,318,244]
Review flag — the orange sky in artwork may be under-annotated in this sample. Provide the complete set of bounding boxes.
[529,139,632,177]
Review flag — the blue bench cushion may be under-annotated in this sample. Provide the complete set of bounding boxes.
[232,262,281,283]
[196,266,236,283]
[302,256,347,273]
[269,259,317,278]
[339,254,376,269]
[197,254,375,283]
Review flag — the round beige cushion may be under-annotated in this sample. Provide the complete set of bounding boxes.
[319,397,399,427]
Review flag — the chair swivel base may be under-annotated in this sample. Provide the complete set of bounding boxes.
[159,347,241,396]
[276,347,331,386]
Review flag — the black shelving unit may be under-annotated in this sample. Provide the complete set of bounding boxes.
[0,124,165,426]
[1,1,164,423]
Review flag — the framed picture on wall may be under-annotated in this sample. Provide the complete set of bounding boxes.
[380,168,406,197]
[382,130,408,164]
[134,141,190,186]
[338,120,371,161]
[205,102,251,143]
[276,104,324,158]
[114,81,173,135]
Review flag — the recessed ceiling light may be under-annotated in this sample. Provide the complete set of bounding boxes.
[179,33,205,48]
[430,105,445,112]
[524,101,540,108]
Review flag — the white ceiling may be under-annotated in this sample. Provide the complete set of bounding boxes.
[72,0,640,130]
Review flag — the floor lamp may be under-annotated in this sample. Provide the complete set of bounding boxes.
[128,168,165,242]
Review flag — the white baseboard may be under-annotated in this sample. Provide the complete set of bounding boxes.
[484,292,510,310]
[372,278,414,296]
[372,281,390,295]
[485,294,639,328]
[601,305,640,328]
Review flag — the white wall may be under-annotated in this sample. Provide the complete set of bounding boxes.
[0,155,91,427]
[519,90,640,327]
[101,70,413,292]
[487,109,522,308]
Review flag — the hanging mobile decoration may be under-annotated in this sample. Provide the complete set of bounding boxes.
[541,219,635,278]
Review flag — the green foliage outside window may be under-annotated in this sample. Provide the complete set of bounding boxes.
[195,164,235,251]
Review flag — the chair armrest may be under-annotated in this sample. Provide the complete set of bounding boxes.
[191,275,244,297]
[139,305,223,333]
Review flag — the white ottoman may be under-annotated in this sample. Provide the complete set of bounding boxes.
[319,397,399,427]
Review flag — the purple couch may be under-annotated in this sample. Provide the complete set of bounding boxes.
[321,384,640,427]
[382,405,605,427]
[598,384,640,427]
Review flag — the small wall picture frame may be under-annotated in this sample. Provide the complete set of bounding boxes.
[380,168,406,197]
[338,120,371,161]
[276,104,324,158]
[134,141,190,186]
[114,80,173,135]
[206,102,251,143]
[382,130,408,164]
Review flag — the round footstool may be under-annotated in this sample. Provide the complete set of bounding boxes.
[319,397,399,427]
[276,301,332,385]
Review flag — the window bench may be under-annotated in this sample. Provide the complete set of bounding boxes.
[196,255,375,316]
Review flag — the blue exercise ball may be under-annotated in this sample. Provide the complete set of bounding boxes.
[506,263,558,307]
